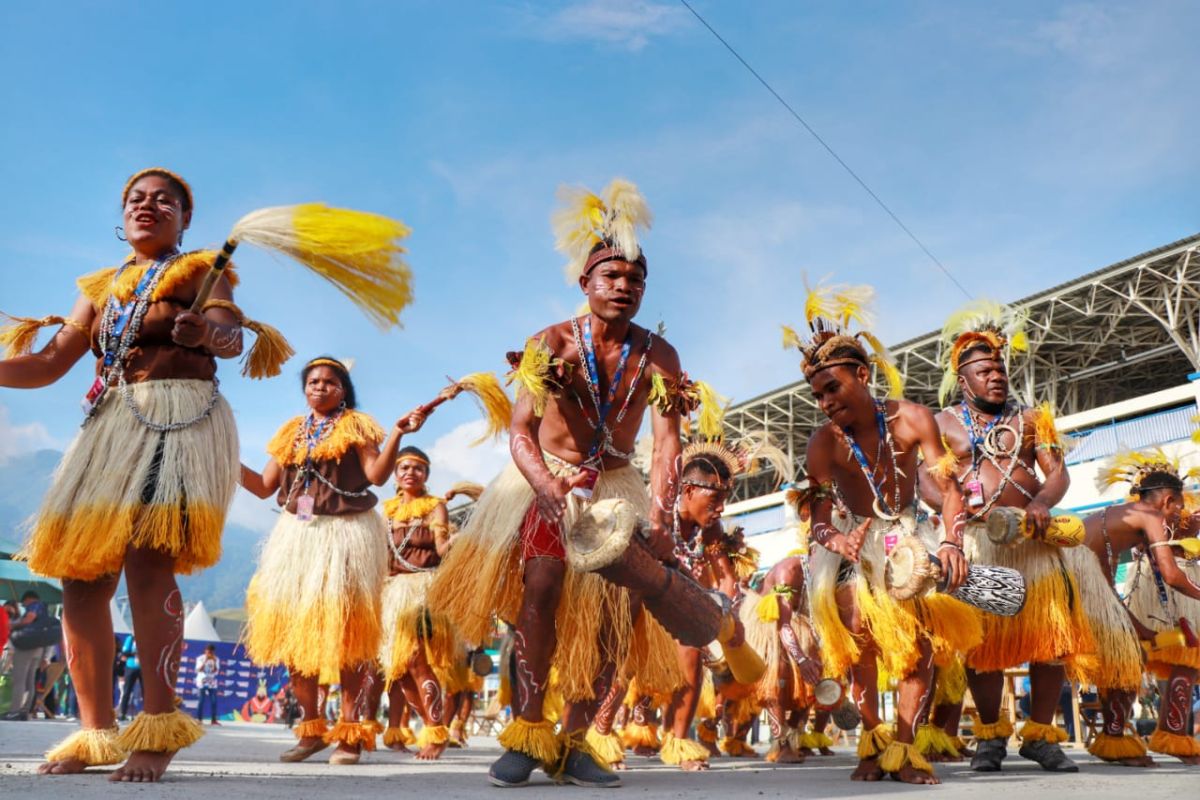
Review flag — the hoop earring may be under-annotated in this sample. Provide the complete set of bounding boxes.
[114,226,127,242]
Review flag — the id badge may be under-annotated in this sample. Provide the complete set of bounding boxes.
[296,494,315,522]
[571,466,601,499]
[884,532,898,554]
[81,376,107,416]
[964,478,984,509]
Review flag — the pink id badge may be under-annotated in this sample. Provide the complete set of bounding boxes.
[296,494,315,522]
[572,466,600,499]
[965,478,984,509]
[884,532,898,554]
[81,376,107,415]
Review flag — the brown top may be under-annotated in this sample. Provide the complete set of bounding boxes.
[390,518,441,574]
[277,450,378,516]
[89,298,216,383]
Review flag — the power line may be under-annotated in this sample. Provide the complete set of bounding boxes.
[678,0,972,299]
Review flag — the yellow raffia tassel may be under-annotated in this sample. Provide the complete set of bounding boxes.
[324,719,375,747]
[382,493,443,522]
[416,725,450,747]
[45,726,125,766]
[585,728,625,765]
[1019,720,1069,744]
[498,718,561,765]
[0,313,87,358]
[857,724,894,759]
[382,726,410,748]
[361,719,383,738]
[660,733,710,765]
[294,718,329,739]
[756,593,781,623]
[1088,732,1147,761]
[691,380,728,441]
[808,729,835,749]
[452,372,514,443]
[1032,403,1066,451]
[973,718,1014,741]
[915,724,960,758]
[507,336,558,417]
[228,204,413,329]
[720,737,757,757]
[926,436,960,481]
[620,721,661,751]
[863,343,905,399]
[116,709,204,753]
[201,299,294,379]
[696,723,718,745]
[1148,729,1200,757]
[879,740,934,775]
[933,658,967,706]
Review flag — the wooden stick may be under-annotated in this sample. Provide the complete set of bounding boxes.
[189,239,239,313]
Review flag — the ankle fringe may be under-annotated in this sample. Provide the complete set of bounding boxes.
[45,726,125,766]
[1019,720,1069,744]
[586,728,626,765]
[498,718,560,765]
[116,710,203,753]
[857,724,893,760]
[294,718,329,739]
[880,740,934,775]
[1088,732,1147,761]
[660,733,710,765]
[1148,729,1200,757]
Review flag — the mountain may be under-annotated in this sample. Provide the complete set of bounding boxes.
[1,448,262,611]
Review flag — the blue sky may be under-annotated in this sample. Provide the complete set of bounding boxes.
[1,1,1197,532]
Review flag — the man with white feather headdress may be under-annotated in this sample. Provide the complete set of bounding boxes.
[428,179,713,788]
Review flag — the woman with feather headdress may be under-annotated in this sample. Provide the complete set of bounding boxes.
[784,281,981,786]
[426,179,698,789]
[921,299,1088,773]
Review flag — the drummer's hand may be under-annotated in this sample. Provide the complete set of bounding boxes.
[798,657,822,686]
[397,409,427,434]
[937,543,968,592]
[823,533,857,562]
[533,473,589,525]
[1024,500,1052,539]
[171,310,209,348]
[645,521,678,563]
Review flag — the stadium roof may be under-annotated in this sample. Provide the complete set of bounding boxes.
[724,233,1200,501]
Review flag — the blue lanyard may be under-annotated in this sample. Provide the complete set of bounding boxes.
[300,412,338,487]
[581,317,632,457]
[1145,545,1173,612]
[960,404,1002,458]
[102,259,167,367]
[841,401,894,516]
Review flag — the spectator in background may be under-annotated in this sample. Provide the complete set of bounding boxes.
[195,645,221,725]
[4,591,48,720]
[1,600,14,653]
[117,636,142,721]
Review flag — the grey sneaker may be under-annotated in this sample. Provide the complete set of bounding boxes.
[971,737,1007,772]
[1018,740,1079,772]
[488,749,542,787]
[561,748,621,788]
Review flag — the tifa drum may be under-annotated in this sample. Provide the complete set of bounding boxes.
[885,535,1026,617]
[986,507,1084,548]
[813,678,844,710]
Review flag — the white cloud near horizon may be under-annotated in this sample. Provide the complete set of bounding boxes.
[0,404,58,464]
[425,419,512,495]
[519,0,689,51]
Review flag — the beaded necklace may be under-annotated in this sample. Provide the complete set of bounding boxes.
[386,493,440,573]
[283,409,372,507]
[954,402,1033,518]
[836,400,902,520]
[569,316,651,464]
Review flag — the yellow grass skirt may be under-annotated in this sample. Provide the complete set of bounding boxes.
[810,511,982,680]
[246,509,385,677]
[739,588,814,705]
[21,379,237,580]
[1128,555,1200,674]
[964,522,1095,673]
[1062,546,1143,691]
[428,460,673,702]
[379,571,462,686]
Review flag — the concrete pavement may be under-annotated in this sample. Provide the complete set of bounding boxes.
[1,720,1197,799]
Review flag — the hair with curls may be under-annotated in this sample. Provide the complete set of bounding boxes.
[301,356,357,409]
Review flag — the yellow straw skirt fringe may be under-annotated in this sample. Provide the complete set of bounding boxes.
[21,379,237,580]
[739,588,815,704]
[964,523,1095,673]
[428,461,667,702]
[1127,555,1200,674]
[379,571,461,686]
[1061,546,1143,690]
[810,512,982,680]
[245,509,386,677]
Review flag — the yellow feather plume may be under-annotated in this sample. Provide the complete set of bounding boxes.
[444,481,485,503]
[803,282,835,326]
[938,299,1030,404]
[857,330,904,398]
[831,284,876,328]
[229,204,413,329]
[551,178,652,284]
[781,324,803,351]
[1096,448,1179,492]
[737,430,793,486]
[603,178,653,265]
[454,372,514,444]
[1191,414,1200,445]
[691,380,728,441]
[647,372,669,410]
[506,336,556,417]
[1031,403,1065,451]
[925,435,960,481]
[755,594,781,623]
[0,314,85,359]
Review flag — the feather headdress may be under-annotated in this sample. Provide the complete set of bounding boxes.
[681,430,793,492]
[782,280,904,399]
[937,299,1030,405]
[552,178,653,283]
[1096,448,1199,494]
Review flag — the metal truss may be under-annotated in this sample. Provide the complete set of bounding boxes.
[723,234,1200,502]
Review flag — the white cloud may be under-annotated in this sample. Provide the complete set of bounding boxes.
[523,0,689,51]
[425,419,512,495]
[0,404,58,464]
[226,487,280,534]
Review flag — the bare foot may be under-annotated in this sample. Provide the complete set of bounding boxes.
[679,759,709,771]
[819,746,836,756]
[775,747,805,764]
[634,745,658,757]
[109,750,177,783]
[612,760,627,771]
[386,741,411,753]
[1113,755,1158,767]
[38,757,88,775]
[329,743,361,765]
[890,765,940,785]
[851,757,884,781]
[417,742,448,760]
